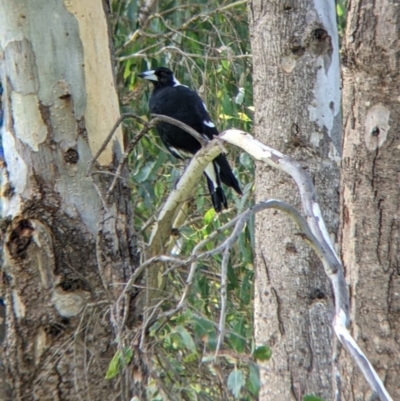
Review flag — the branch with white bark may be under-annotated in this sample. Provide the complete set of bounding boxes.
[141,116,391,401]
[90,113,392,400]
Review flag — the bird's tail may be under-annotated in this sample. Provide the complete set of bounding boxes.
[215,154,242,195]
[204,162,227,213]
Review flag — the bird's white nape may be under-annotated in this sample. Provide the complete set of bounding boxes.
[173,76,182,86]
[172,75,189,88]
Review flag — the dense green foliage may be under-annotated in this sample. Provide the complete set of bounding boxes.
[109,0,346,399]
[336,0,347,37]
[111,0,256,399]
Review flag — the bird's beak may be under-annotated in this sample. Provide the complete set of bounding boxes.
[138,70,158,81]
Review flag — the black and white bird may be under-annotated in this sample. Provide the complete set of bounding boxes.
[138,66,242,212]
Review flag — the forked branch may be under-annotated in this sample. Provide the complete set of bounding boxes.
[91,112,392,401]
[144,117,391,401]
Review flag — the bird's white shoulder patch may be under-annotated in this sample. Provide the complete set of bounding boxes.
[172,77,188,88]
[202,102,208,112]
[173,77,181,87]
[203,120,215,128]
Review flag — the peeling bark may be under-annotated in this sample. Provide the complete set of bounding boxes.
[0,1,143,400]
[248,1,341,399]
[340,0,400,398]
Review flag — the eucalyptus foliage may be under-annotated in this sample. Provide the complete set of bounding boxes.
[108,0,346,399]
[110,0,256,399]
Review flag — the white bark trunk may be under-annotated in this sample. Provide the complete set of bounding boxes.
[248,1,341,399]
[0,1,143,399]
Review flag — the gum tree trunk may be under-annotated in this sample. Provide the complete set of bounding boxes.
[248,1,341,399]
[340,0,400,398]
[0,1,144,400]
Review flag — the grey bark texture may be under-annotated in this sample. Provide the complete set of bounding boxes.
[248,1,341,399]
[0,1,144,400]
[340,0,400,398]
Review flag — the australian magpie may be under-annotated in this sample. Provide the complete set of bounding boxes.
[138,66,242,212]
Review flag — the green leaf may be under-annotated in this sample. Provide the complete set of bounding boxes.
[253,345,272,361]
[183,353,198,363]
[105,351,121,379]
[240,271,253,304]
[123,346,133,364]
[237,112,251,122]
[154,180,164,199]
[227,262,239,289]
[248,362,260,395]
[219,113,233,120]
[105,347,132,377]
[198,275,210,300]
[221,59,230,70]
[134,161,156,183]
[336,4,343,17]
[203,208,216,224]
[127,0,139,21]
[123,59,132,80]
[176,325,197,354]
[227,369,245,398]
[238,231,251,264]
[303,395,325,401]
[192,316,217,350]
[192,316,214,336]
[239,152,253,169]
[222,91,234,115]
[229,317,246,353]
[237,182,253,213]
[201,355,216,363]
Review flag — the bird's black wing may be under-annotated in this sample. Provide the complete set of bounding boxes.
[188,89,243,195]
[149,86,206,156]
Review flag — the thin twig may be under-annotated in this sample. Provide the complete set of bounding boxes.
[116,255,191,309]
[118,47,252,62]
[118,0,247,53]
[106,119,158,199]
[86,113,147,176]
[151,113,207,146]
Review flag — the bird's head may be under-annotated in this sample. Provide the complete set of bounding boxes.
[138,67,180,88]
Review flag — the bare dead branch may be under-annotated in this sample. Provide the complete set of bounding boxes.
[137,0,160,28]
[333,311,393,401]
[105,121,156,199]
[93,110,386,399]
[151,113,208,146]
[142,127,389,399]
[86,113,147,176]
[118,46,252,62]
[118,0,247,53]
[147,140,221,256]
[220,129,349,321]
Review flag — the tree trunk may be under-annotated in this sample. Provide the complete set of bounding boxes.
[340,0,400,398]
[248,1,341,399]
[0,1,144,400]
